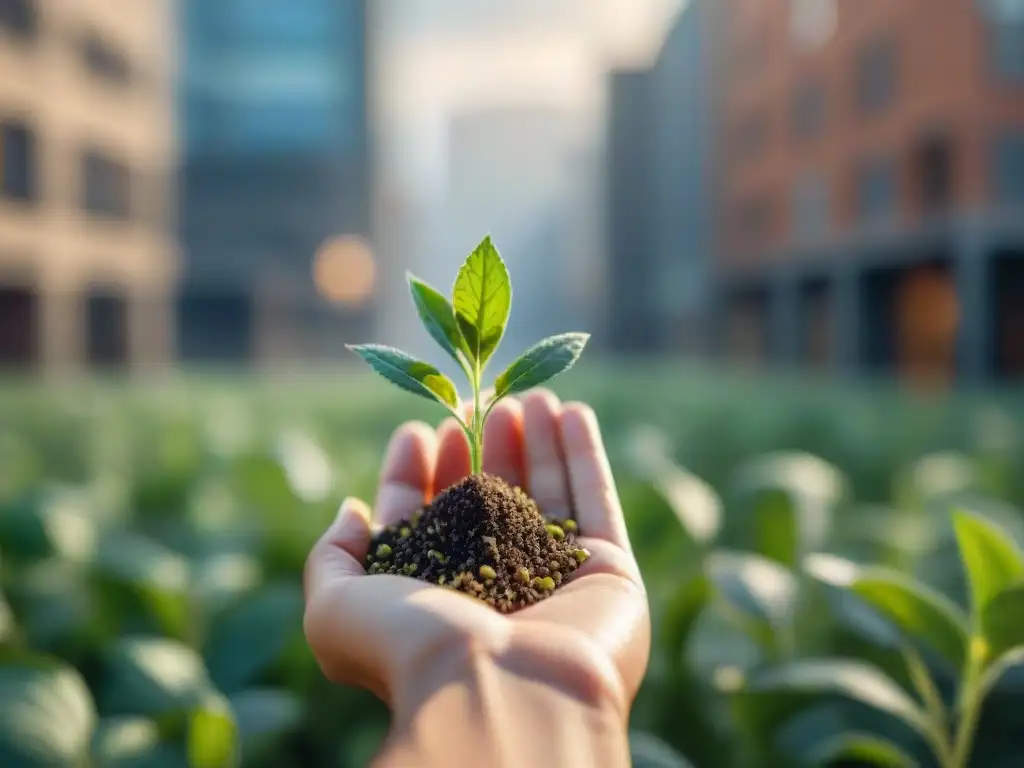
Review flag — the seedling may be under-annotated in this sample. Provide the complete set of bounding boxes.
[347,235,589,475]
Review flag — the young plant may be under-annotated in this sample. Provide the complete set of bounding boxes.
[347,235,589,475]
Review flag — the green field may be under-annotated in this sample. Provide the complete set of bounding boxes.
[1,366,1023,767]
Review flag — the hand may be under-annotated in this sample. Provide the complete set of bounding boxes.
[303,390,650,764]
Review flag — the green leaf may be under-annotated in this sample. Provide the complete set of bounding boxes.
[451,235,511,367]
[0,654,96,766]
[493,333,589,398]
[982,582,1024,660]
[101,637,212,717]
[628,731,697,768]
[229,689,302,751]
[661,574,712,677]
[346,345,460,412]
[188,693,237,768]
[847,566,967,669]
[407,274,466,371]
[707,551,798,634]
[203,583,303,693]
[978,645,1024,698]
[807,732,918,767]
[91,717,183,767]
[745,659,933,742]
[953,509,1024,614]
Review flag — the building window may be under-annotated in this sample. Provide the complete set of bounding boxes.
[857,37,897,114]
[80,31,133,86]
[793,81,825,139]
[82,150,132,219]
[0,121,37,202]
[0,0,37,39]
[855,158,898,223]
[993,134,1024,204]
[987,0,1024,80]
[792,172,830,240]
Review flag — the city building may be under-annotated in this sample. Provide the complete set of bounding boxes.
[714,0,1024,384]
[177,0,371,365]
[605,0,718,355]
[0,0,178,373]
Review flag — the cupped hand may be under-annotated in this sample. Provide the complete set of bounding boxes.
[303,390,650,716]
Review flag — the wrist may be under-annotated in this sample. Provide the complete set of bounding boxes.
[380,629,630,767]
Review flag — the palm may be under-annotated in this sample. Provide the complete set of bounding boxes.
[303,390,650,706]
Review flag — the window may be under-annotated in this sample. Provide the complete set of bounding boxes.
[80,32,132,86]
[914,134,955,213]
[0,0,37,39]
[0,121,37,202]
[855,158,898,223]
[82,150,132,219]
[792,172,830,240]
[857,37,897,114]
[993,134,1024,204]
[986,0,1024,80]
[793,81,825,138]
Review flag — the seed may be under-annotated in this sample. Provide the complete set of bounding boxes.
[403,563,418,575]
[553,571,562,584]
[368,562,382,575]
[399,526,411,539]
[517,568,531,584]
[438,574,447,585]
[376,544,392,559]
[532,576,556,591]
[545,524,565,541]
[563,519,578,533]
[549,560,560,571]
[479,565,497,581]
[573,548,590,564]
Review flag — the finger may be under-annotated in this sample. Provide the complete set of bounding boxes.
[482,398,525,486]
[559,403,631,552]
[374,421,437,527]
[522,389,572,518]
[304,497,372,603]
[434,417,471,492]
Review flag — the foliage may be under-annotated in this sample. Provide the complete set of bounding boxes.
[0,369,1022,766]
[348,235,589,474]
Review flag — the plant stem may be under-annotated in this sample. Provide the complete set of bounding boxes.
[950,641,984,768]
[470,361,483,475]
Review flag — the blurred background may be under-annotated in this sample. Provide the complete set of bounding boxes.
[1,1,1024,767]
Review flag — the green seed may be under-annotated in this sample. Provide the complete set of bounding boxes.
[375,544,392,558]
[479,565,497,581]
[573,548,590,564]
[438,575,447,585]
[517,568,531,584]
[399,526,411,539]
[403,563,418,575]
[563,519,578,533]
[545,524,565,541]
[368,562,382,574]
[549,560,561,571]
[532,576,556,591]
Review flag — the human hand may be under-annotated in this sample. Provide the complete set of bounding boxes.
[303,390,650,763]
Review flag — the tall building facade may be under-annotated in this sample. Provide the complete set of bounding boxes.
[605,0,718,355]
[178,0,371,365]
[0,0,178,373]
[715,0,1024,383]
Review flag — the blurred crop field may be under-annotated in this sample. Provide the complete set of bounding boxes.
[2,366,1024,767]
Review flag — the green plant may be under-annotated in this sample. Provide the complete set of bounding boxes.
[346,235,589,475]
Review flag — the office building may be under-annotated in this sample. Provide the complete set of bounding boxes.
[0,0,178,372]
[178,0,371,364]
[715,0,1024,383]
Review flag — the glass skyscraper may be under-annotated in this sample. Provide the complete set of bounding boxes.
[177,0,370,363]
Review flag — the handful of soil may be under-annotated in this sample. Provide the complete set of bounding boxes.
[365,474,589,613]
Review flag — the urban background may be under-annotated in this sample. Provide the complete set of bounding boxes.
[3,2,1024,767]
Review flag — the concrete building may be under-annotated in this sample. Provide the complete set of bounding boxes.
[715,0,1024,384]
[178,0,371,365]
[0,0,179,373]
[605,0,718,355]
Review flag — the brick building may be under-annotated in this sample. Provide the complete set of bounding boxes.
[0,0,179,374]
[715,0,1024,384]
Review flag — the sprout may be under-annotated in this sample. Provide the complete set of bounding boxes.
[348,236,589,475]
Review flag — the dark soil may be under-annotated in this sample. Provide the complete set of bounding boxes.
[364,474,589,613]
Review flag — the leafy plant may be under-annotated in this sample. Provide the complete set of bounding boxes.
[347,235,589,474]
